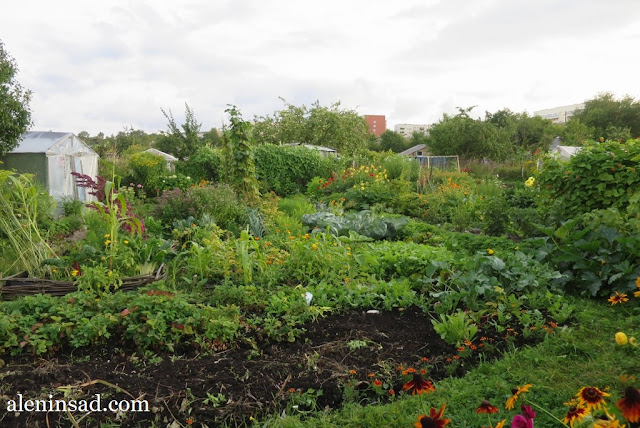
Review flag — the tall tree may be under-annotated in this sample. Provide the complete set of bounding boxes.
[0,41,32,155]
[155,103,202,160]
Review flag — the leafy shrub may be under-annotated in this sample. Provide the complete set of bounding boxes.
[126,151,168,195]
[537,207,640,297]
[537,139,640,217]
[380,154,420,181]
[255,144,338,196]
[175,146,224,183]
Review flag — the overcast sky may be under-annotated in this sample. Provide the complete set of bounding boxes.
[2,0,639,136]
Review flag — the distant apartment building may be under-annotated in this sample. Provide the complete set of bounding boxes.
[534,103,585,124]
[394,124,429,138]
[364,115,386,137]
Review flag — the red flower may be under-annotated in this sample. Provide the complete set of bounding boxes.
[403,374,435,395]
[475,400,499,414]
[413,404,450,428]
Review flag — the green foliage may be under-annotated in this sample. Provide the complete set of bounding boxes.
[537,207,640,297]
[253,99,369,157]
[572,92,640,140]
[561,118,594,146]
[428,107,512,161]
[255,144,337,196]
[0,290,241,355]
[175,145,224,183]
[0,40,32,155]
[301,211,409,240]
[223,105,260,201]
[537,139,640,216]
[379,130,408,153]
[126,151,168,194]
[0,170,56,276]
[155,103,202,160]
[431,311,478,347]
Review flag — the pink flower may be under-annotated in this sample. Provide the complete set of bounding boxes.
[137,184,143,188]
[511,404,535,428]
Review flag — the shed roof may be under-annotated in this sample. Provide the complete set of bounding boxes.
[144,148,178,162]
[399,144,426,156]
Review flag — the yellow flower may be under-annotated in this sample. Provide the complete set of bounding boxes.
[289,236,296,240]
[487,248,494,255]
[123,240,129,245]
[616,332,628,346]
[52,269,58,274]
[312,243,318,251]
[630,337,638,347]
[104,240,111,245]
[71,269,80,277]
[104,233,110,238]
[525,177,535,187]
[506,384,532,410]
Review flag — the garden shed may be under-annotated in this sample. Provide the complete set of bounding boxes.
[551,145,582,160]
[144,148,178,170]
[0,131,99,201]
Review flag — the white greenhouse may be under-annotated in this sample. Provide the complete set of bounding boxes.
[0,131,99,201]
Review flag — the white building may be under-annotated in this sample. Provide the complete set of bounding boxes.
[394,124,429,138]
[534,103,585,124]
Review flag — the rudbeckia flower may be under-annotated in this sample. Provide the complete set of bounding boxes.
[608,292,629,305]
[617,386,640,423]
[593,408,626,427]
[576,386,610,411]
[506,384,532,410]
[476,400,499,414]
[563,406,588,427]
[403,373,435,395]
[413,404,450,428]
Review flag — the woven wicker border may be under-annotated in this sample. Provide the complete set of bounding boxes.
[0,265,166,300]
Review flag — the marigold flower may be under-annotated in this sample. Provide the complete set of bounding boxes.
[349,369,357,375]
[576,386,610,411]
[506,384,532,410]
[617,386,640,423]
[563,406,588,427]
[616,332,629,346]
[413,404,450,428]
[475,400,499,414]
[403,374,435,395]
[608,292,629,305]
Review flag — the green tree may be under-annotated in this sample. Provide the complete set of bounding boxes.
[155,103,202,160]
[253,99,369,156]
[0,41,32,155]
[572,92,640,140]
[201,127,222,147]
[379,130,408,152]
[561,118,594,145]
[428,108,511,161]
[408,130,429,148]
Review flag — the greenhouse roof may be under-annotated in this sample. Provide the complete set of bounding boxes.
[11,131,75,153]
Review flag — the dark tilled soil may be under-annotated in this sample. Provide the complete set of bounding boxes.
[0,307,537,427]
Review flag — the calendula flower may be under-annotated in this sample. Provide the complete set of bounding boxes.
[609,292,629,305]
[616,332,629,346]
[71,269,80,277]
[617,386,640,423]
[312,243,318,251]
[487,248,494,255]
[576,386,610,411]
[476,400,499,414]
[413,404,450,428]
[506,384,532,410]
[563,406,588,427]
[403,373,435,395]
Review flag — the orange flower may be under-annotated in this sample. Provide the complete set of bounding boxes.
[617,386,640,423]
[413,404,450,428]
[373,379,382,387]
[494,420,506,428]
[475,400,499,414]
[506,384,532,410]
[349,369,357,375]
[403,374,435,395]
[608,292,629,305]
